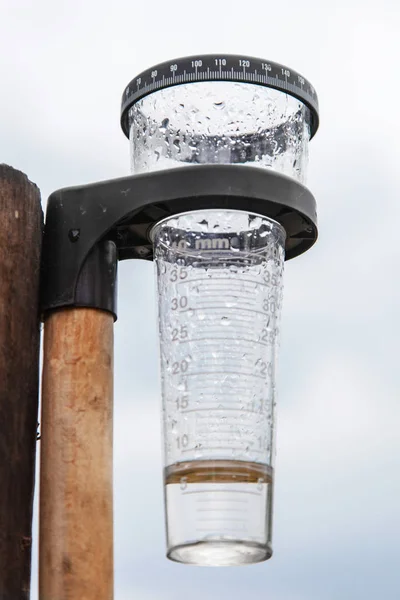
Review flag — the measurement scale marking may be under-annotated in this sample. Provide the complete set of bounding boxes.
[191,336,261,343]
[192,296,260,306]
[189,368,263,376]
[192,361,259,368]
[180,390,258,396]
[196,497,248,503]
[191,365,260,372]
[181,447,265,454]
[194,290,259,298]
[197,517,247,522]
[193,349,258,356]
[194,349,259,356]
[182,488,261,496]
[179,338,269,346]
[193,353,259,360]
[183,316,263,325]
[197,299,257,307]
[181,389,257,396]
[179,337,264,343]
[122,56,318,139]
[191,352,260,359]
[178,333,258,341]
[196,508,247,512]
[177,277,270,288]
[181,306,270,317]
[178,403,262,410]
[180,404,265,410]
[181,408,263,414]
[182,393,260,399]
[195,528,248,533]
[185,370,265,379]
[195,428,259,434]
[190,315,258,323]
[178,337,268,350]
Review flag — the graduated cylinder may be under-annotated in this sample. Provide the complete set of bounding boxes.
[152,209,285,565]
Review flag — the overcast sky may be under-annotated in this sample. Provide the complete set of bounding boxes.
[1,0,400,598]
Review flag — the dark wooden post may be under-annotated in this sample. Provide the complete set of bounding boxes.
[0,165,43,599]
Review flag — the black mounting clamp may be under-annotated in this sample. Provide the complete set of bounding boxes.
[40,165,318,322]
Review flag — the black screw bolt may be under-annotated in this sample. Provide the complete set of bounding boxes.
[68,228,80,242]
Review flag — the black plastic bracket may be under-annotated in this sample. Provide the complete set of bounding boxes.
[41,164,318,320]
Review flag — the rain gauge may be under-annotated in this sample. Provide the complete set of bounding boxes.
[40,54,319,574]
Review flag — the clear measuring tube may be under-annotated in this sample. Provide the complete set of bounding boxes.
[151,210,285,565]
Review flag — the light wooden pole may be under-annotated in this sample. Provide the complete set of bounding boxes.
[39,308,114,600]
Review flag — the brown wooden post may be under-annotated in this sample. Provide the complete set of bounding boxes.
[39,308,114,600]
[0,165,43,600]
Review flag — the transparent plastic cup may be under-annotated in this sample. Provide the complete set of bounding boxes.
[151,210,286,565]
[128,81,311,182]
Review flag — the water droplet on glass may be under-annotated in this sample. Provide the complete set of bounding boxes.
[160,118,169,132]
[230,236,240,251]
[213,101,225,110]
[221,316,230,326]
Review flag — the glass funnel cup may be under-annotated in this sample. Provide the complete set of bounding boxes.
[128,80,311,183]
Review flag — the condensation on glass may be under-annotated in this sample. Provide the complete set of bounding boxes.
[151,210,285,565]
[128,81,311,183]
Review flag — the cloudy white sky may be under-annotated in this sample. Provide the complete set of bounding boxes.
[1,0,400,598]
